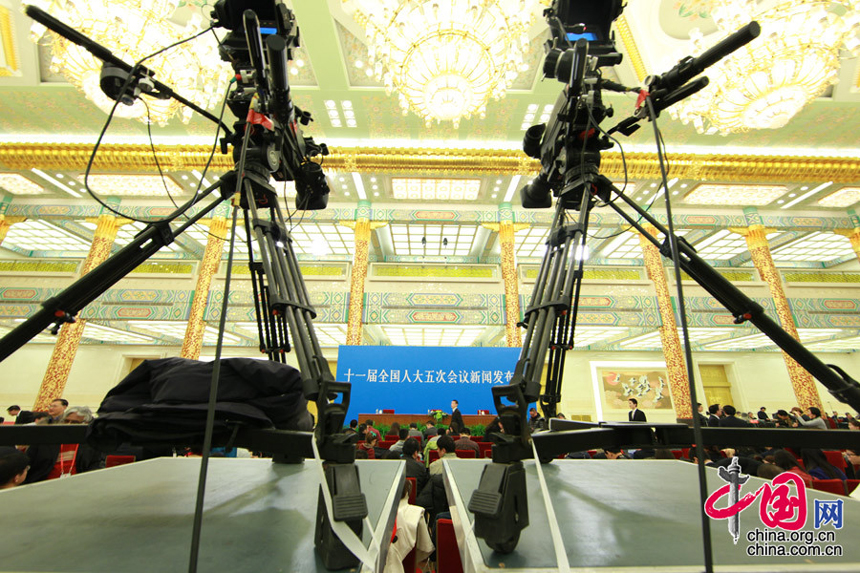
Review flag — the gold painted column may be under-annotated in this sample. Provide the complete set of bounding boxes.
[0,215,26,246]
[839,208,860,264]
[484,205,528,347]
[737,208,822,410]
[344,201,385,346]
[180,217,227,360]
[33,213,127,410]
[638,226,692,420]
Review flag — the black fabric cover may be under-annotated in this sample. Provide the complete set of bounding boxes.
[88,357,313,449]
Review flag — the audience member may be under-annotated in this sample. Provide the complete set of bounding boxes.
[46,398,68,424]
[774,410,792,428]
[485,417,504,443]
[14,410,36,425]
[791,407,827,430]
[344,419,358,434]
[407,423,422,439]
[359,433,380,460]
[422,421,438,439]
[5,405,20,424]
[757,463,783,480]
[0,447,29,489]
[696,403,709,426]
[653,448,676,460]
[33,412,51,424]
[556,413,566,420]
[401,438,428,493]
[428,436,457,475]
[528,407,546,431]
[772,449,813,487]
[801,449,847,481]
[357,423,368,442]
[387,428,410,457]
[719,405,749,427]
[454,428,479,455]
[422,428,446,465]
[365,419,382,440]
[25,406,101,483]
[386,422,401,438]
[849,418,860,431]
[757,407,769,420]
[594,448,628,460]
[383,480,434,573]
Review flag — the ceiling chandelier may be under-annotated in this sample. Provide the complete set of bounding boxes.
[29,0,228,125]
[668,0,860,134]
[344,0,546,128]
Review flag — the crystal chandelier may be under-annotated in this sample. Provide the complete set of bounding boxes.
[668,0,860,134]
[29,0,229,125]
[344,0,546,128]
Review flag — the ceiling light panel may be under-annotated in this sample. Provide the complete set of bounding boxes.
[817,186,860,208]
[1,220,91,252]
[703,328,844,350]
[391,178,480,201]
[290,222,354,256]
[684,184,788,206]
[236,322,347,347]
[76,220,185,254]
[770,232,854,262]
[0,173,48,195]
[601,232,643,259]
[83,175,186,197]
[381,325,486,347]
[619,328,736,349]
[389,223,477,256]
[807,335,860,351]
[693,229,780,260]
[127,320,243,345]
[572,326,629,346]
[185,226,254,254]
[82,322,154,344]
[515,226,549,258]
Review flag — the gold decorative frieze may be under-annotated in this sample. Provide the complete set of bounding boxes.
[3,143,860,183]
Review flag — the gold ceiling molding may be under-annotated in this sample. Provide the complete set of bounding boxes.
[2,143,860,183]
[614,15,646,83]
[0,5,20,77]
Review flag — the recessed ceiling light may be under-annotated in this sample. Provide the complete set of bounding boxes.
[642,190,650,195]
[355,60,364,68]
[493,187,499,192]
[373,192,379,197]
[650,183,657,188]
[777,200,785,204]
[372,185,378,190]
[68,181,76,186]
[788,193,796,198]
[339,177,345,182]
[290,67,298,76]
[345,191,350,196]
[491,194,497,199]
[801,186,809,191]
[672,190,679,195]
[55,173,64,178]
[495,179,502,184]
[181,175,188,180]
[371,177,377,183]
[680,183,688,189]
[324,100,336,109]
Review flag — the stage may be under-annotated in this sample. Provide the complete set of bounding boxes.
[357,413,496,428]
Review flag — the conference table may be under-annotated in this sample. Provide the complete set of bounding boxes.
[357,413,496,427]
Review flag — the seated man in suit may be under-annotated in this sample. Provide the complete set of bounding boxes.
[628,398,646,422]
[454,427,479,455]
[719,404,750,427]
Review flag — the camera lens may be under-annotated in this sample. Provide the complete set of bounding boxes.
[520,175,552,209]
[522,124,546,159]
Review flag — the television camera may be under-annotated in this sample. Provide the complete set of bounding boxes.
[470,0,860,557]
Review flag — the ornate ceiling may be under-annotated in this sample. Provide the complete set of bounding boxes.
[0,0,859,351]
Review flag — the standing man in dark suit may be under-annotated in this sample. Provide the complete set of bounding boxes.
[719,405,750,427]
[450,399,464,434]
[757,407,769,421]
[628,398,646,422]
[707,404,722,427]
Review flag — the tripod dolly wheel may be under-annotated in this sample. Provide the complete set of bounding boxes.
[487,530,521,554]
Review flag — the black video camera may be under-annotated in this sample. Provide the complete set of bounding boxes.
[520,0,624,209]
[211,0,330,210]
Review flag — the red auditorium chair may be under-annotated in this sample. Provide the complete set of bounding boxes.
[823,450,846,470]
[671,450,684,459]
[845,480,859,495]
[812,479,847,496]
[382,409,395,414]
[428,450,441,463]
[406,477,417,504]
[478,442,492,457]
[455,450,476,459]
[484,449,493,458]
[105,455,136,468]
[379,440,396,450]
[436,518,464,573]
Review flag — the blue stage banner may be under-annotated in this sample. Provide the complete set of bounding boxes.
[337,345,520,422]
